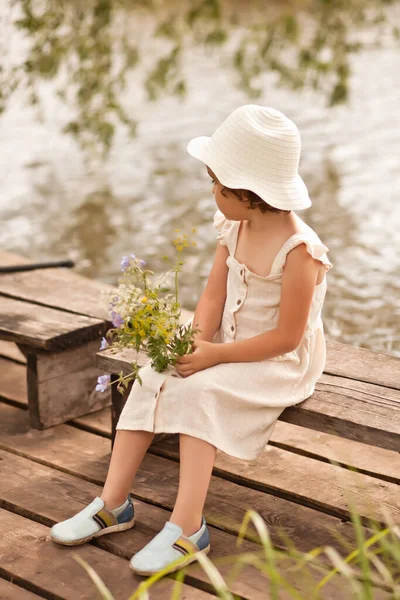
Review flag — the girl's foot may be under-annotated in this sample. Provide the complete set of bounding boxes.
[50,494,135,546]
[130,516,210,576]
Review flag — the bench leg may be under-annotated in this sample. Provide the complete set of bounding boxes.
[18,340,111,429]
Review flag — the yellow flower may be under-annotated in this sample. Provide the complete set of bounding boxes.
[192,227,197,233]
[176,245,183,251]
[140,296,148,303]
[173,228,181,232]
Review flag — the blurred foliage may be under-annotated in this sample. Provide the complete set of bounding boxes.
[1,0,398,156]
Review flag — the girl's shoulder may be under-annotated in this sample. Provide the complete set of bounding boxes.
[276,220,333,273]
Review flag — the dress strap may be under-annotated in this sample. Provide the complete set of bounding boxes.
[212,209,237,254]
[273,231,333,274]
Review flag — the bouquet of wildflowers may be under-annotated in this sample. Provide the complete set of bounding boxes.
[96,228,200,396]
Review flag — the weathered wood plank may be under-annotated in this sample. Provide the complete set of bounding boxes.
[280,374,400,452]
[151,435,400,526]
[0,295,107,351]
[325,339,400,390]
[0,579,42,600]
[2,356,399,486]
[2,448,389,599]
[0,357,27,406]
[0,250,114,322]
[75,407,400,485]
[96,344,400,451]
[0,509,211,600]
[23,340,111,429]
[0,403,359,553]
[0,449,295,600]
[0,340,26,364]
[271,421,400,485]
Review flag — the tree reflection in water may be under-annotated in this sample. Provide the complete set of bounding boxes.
[1,0,397,156]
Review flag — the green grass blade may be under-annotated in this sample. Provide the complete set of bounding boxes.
[74,554,115,600]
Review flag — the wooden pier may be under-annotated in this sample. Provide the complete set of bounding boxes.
[0,251,399,598]
[0,337,399,599]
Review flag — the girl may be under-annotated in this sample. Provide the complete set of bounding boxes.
[50,105,333,576]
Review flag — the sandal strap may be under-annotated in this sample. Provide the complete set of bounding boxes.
[172,536,199,556]
[92,505,118,529]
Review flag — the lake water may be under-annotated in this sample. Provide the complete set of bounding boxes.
[1,2,399,357]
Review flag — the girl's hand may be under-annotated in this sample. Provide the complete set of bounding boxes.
[175,340,221,377]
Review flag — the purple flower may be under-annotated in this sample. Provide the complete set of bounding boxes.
[139,259,146,268]
[121,255,131,271]
[99,336,108,350]
[111,311,124,327]
[96,374,110,392]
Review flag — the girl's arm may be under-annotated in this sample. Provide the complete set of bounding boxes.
[215,243,322,363]
[191,242,229,343]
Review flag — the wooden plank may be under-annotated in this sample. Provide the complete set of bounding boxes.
[2,357,399,488]
[325,339,400,390]
[0,417,392,599]
[0,295,107,351]
[0,340,26,364]
[24,340,111,429]
[150,436,400,525]
[75,407,400,485]
[0,250,114,322]
[281,374,400,452]
[96,344,400,451]
[271,421,400,485]
[0,449,296,600]
[2,449,390,599]
[0,402,359,553]
[0,510,211,600]
[0,579,42,600]
[163,440,398,526]
[0,357,27,406]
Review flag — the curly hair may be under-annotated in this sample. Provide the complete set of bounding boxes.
[220,185,291,214]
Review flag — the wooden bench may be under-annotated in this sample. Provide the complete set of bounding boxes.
[0,251,114,429]
[96,309,400,451]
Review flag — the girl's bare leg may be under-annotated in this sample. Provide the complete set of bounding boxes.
[169,434,216,537]
[101,429,155,510]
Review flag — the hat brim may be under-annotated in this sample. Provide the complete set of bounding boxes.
[187,135,312,211]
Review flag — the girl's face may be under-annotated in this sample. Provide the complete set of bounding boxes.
[206,166,250,221]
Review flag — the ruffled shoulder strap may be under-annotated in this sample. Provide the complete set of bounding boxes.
[212,209,236,252]
[274,231,333,274]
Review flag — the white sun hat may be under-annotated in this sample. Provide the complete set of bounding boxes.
[187,104,311,210]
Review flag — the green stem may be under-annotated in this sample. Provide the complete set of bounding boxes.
[175,267,178,303]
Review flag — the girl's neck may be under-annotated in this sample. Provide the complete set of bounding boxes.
[245,210,296,234]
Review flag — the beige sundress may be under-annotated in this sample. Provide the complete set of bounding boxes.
[117,209,333,460]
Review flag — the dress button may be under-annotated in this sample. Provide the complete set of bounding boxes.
[240,269,243,275]
[237,299,241,305]
[231,325,235,331]
[154,392,158,398]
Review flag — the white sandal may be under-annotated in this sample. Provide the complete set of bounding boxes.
[50,495,135,546]
[130,517,210,576]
